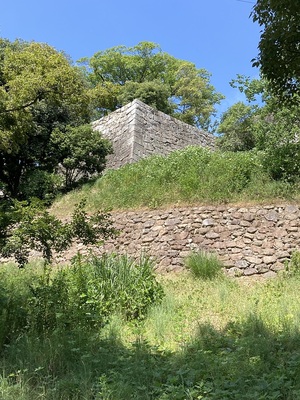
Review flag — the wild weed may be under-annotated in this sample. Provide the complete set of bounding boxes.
[184,250,224,280]
[51,146,299,215]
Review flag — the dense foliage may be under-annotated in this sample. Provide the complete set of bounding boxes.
[0,199,116,267]
[80,41,224,130]
[0,39,110,199]
[50,124,112,189]
[52,145,299,215]
[217,76,300,182]
[252,0,300,102]
[0,255,164,342]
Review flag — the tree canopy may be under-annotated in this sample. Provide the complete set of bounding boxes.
[80,41,223,130]
[50,124,112,189]
[252,0,300,101]
[217,75,300,181]
[0,39,110,198]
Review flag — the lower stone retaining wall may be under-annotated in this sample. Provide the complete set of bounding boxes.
[73,203,300,277]
[4,204,298,276]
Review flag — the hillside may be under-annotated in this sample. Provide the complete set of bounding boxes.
[52,146,300,217]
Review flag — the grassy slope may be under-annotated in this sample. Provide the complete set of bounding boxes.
[51,146,300,217]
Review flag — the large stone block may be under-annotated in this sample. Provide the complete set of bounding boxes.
[92,99,214,170]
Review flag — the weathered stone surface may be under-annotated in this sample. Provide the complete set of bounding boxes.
[263,255,277,264]
[287,226,298,232]
[240,220,251,227]
[285,205,299,213]
[245,256,263,265]
[257,265,270,274]
[244,213,255,222]
[271,262,285,272]
[12,203,300,278]
[93,99,214,170]
[244,267,258,276]
[205,232,220,239]
[235,259,249,269]
[174,231,189,241]
[165,218,182,226]
[265,211,279,222]
[202,218,215,226]
[277,251,290,259]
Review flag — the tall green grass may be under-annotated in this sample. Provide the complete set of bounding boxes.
[0,255,164,344]
[52,146,300,216]
[184,250,224,280]
[2,261,300,399]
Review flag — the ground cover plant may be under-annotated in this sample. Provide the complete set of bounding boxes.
[184,250,223,280]
[1,256,300,399]
[51,146,300,216]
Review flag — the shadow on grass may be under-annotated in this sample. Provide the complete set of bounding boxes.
[2,314,300,399]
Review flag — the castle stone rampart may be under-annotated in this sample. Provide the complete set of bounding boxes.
[92,99,214,169]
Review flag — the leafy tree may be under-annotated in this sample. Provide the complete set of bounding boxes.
[217,75,300,181]
[117,80,173,115]
[0,39,92,198]
[252,0,300,101]
[254,101,300,181]
[0,199,117,267]
[50,124,112,189]
[80,41,223,130]
[216,102,257,151]
[216,76,264,152]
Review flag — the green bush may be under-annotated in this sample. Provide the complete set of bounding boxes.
[185,250,224,280]
[0,255,164,340]
[284,251,300,277]
[19,170,63,202]
[69,253,165,323]
[0,264,40,347]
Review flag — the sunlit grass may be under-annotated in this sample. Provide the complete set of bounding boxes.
[2,264,300,398]
[51,146,300,217]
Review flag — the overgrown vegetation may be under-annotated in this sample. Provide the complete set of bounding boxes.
[216,76,300,182]
[0,254,164,344]
[1,259,300,399]
[1,4,300,397]
[185,250,224,280]
[0,199,116,267]
[52,146,300,215]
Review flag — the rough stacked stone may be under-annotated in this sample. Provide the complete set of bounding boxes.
[94,204,299,276]
[2,204,299,277]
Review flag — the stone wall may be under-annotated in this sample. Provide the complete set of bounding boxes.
[92,99,214,170]
[69,203,300,277]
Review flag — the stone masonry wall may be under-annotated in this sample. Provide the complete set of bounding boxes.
[92,102,136,170]
[67,203,300,277]
[92,99,214,170]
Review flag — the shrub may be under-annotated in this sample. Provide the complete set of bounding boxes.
[1,254,165,338]
[69,254,165,323]
[19,170,63,203]
[185,250,223,280]
[0,264,40,347]
[0,198,116,267]
[284,251,300,277]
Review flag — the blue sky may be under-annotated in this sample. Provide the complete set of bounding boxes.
[1,0,260,118]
